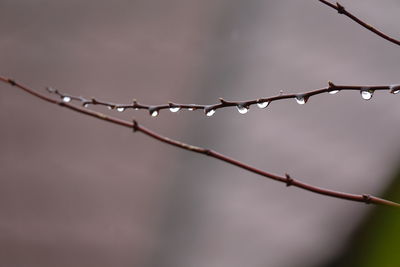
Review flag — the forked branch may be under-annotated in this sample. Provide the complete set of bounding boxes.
[1,76,399,208]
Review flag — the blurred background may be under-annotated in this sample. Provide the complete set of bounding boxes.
[1,0,400,266]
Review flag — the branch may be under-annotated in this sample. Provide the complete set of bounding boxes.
[1,76,399,208]
[45,81,400,117]
[319,0,400,46]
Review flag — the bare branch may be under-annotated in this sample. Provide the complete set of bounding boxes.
[319,0,400,46]
[45,81,400,117]
[1,76,399,208]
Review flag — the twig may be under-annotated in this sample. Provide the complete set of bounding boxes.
[319,0,400,46]
[45,81,400,117]
[1,76,399,208]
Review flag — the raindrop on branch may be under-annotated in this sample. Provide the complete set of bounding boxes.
[328,90,339,95]
[116,107,125,112]
[188,107,195,111]
[169,107,181,113]
[390,84,400,94]
[62,96,71,103]
[150,110,159,117]
[205,109,216,117]
[295,95,307,105]
[83,103,89,108]
[236,105,249,114]
[257,101,269,109]
[360,88,373,100]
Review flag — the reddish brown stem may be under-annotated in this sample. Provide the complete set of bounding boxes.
[319,0,400,46]
[1,76,399,208]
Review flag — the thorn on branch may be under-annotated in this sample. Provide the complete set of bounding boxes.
[285,173,294,187]
[362,194,372,204]
[336,2,345,14]
[132,119,138,132]
[8,79,16,86]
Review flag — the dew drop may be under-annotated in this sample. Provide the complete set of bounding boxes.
[169,107,180,113]
[236,105,249,114]
[188,107,195,111]
[116,107,125,112]
[83,103,89,108]
[107,106,113,110]
[328,90,339,95]
[151,110,159,117]
[295,95,306,105]
[390,84,400,94]
[205,109,216,117]
[257,101,269,109]
[360,89,373,100]
[62,96,71,103]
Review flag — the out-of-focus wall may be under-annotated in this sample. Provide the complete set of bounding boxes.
[0,0,399,266]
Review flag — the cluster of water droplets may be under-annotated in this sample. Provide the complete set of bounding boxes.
[59,84,400,119]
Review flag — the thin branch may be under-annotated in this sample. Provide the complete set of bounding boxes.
[45,81,400,117]
[319,0,400,46]
[1,76,399,208]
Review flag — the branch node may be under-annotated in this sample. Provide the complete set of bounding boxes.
[204,149,212,155]
[362,194,372,204]
[285,173,294,187]
[132,119,138,132]
[8,79,16,86]
[336,2,345,14]
[328,81,336,88]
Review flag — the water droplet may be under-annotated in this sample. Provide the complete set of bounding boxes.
[236,105,249,114]
[188,107,195,111]
[295,95,307,105]
[205,109,216,117]
[360,89,373,100]
[62,96,71,103]
[328,90,339,95]
[257,101,269,109]
[116,107,125,112]
[83,103,89,108]
[169,107,180,113]
[107,106,113,110]
[390,84,400,94]
[151,110,159,117]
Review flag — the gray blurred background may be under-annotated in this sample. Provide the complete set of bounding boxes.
[1,0,400,266]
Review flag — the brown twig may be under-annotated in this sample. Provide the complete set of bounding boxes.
[1,76,399,208]
[45,82,400,117]
[319,0,400,46]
